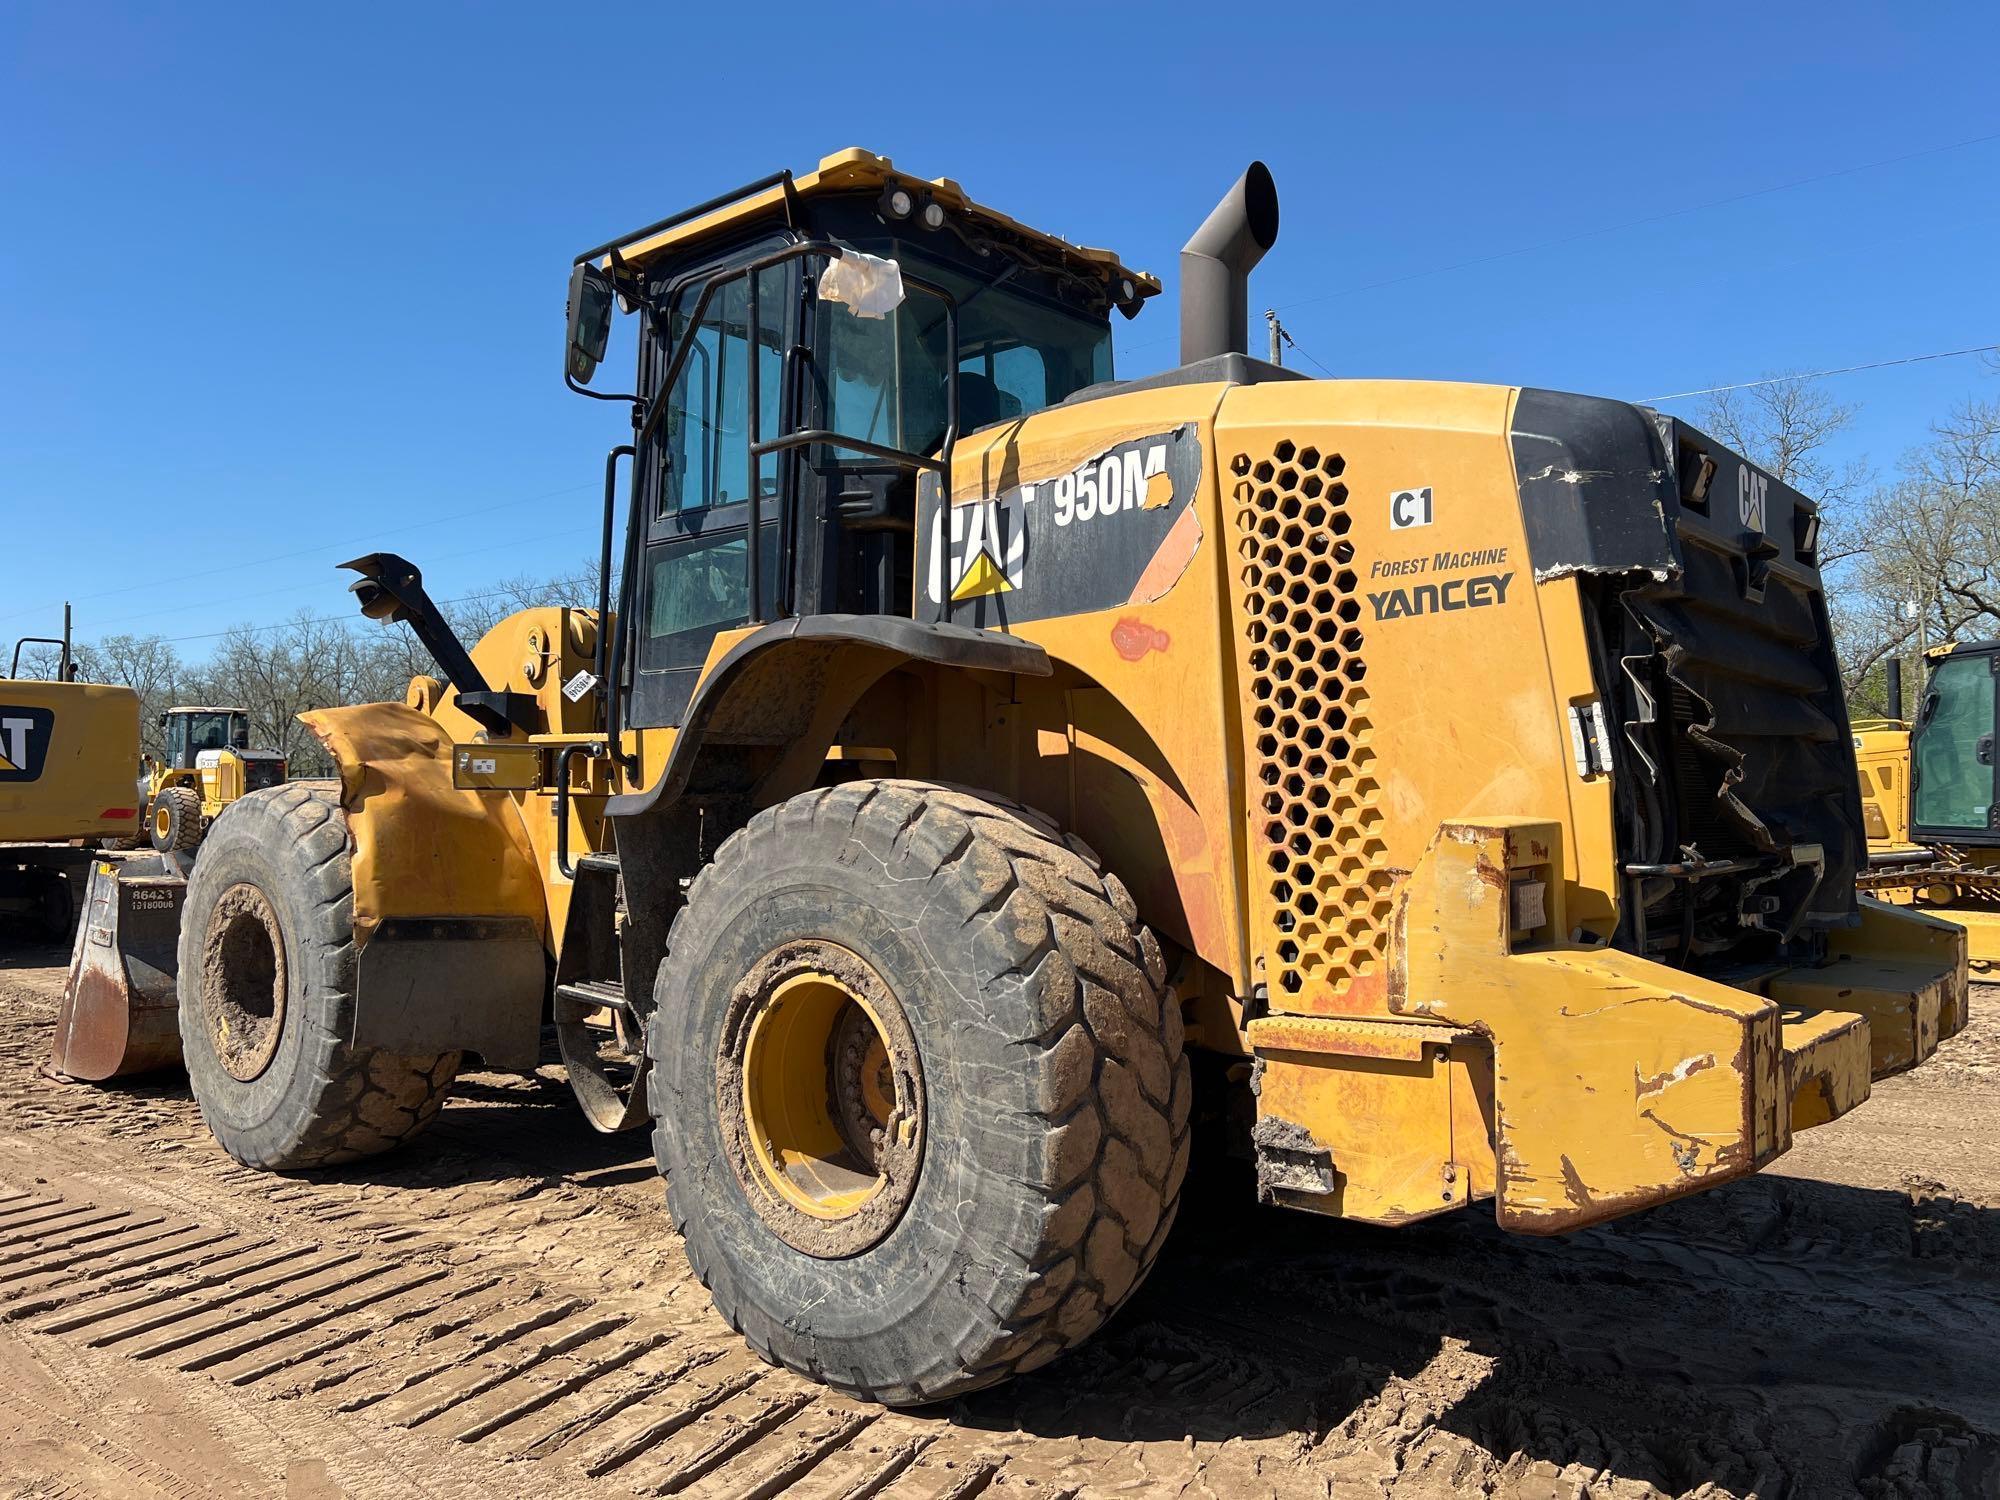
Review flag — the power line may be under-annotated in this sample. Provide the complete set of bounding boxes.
[88,533,550,632]
[1286,338,1335,378]
[156,582,549,647]
[140,338,2000,645]
[1641,343,2000,403]
[1270,127,2000,316]
[0,480,598,628]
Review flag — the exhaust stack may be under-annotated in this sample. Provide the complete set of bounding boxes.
[1180,162,1280,365]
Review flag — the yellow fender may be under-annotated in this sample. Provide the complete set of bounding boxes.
[300,702,549,1066]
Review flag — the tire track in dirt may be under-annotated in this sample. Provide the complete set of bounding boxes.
[7,952,2000,1497]
[0,1178,1075,1499]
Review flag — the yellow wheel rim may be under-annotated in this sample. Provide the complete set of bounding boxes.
[720,945,926,1258]
[741,973,902,1221]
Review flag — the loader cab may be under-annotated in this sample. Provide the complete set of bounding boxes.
[1910,641,2000,844]
[567,150,1156,729]
[160,707,250,771]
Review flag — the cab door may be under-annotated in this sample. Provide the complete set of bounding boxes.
[162,711,191,771]
[628,249,793,730]
[1910,648,2000,842]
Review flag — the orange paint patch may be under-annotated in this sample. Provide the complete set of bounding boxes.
[1129,504,1203,604]
[1111,617,1171,662]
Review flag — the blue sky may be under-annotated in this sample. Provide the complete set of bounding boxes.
[3,2,1996,653]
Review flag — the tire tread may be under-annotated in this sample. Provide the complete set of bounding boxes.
[178,783,459,1172]
[651,778,1190,1406]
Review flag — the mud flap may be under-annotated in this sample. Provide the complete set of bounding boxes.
[52,855,188,1080]
[352,916,546,1070]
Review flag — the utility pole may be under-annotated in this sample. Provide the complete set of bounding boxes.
[1266,308,1284,367]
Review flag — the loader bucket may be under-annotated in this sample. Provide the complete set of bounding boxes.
[52,855,187,1080]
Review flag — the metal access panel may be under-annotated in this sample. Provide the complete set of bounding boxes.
[452,742,543,791]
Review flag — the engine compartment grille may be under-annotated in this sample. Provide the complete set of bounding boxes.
[1228,439,1391,999]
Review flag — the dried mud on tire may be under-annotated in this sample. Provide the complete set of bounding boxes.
[2,950,1999,1497]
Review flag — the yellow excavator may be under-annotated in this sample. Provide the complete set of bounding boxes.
[1856,645,2000,970]
[62,150,1964,1407]
[1,622,141,938]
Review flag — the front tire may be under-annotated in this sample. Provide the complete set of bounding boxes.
[149,785,205,852]
[177,783,460,1170]
[650,779,1191,1406]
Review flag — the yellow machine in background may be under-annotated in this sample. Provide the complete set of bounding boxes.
[1856,644,2000,971]
[139,705,288,852]
[67,151,1966,1407]
[1,628,141,936]
[50,705,282,1075]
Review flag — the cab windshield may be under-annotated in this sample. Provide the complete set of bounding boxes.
[816,247,1112,456]
[185,713,238,752]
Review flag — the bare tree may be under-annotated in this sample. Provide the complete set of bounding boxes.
[1839,397,2000,712]
[42,554,615,780]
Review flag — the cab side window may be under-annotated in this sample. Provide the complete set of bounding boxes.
[658,268,786,517]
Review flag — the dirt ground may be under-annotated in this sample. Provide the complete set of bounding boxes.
[1,943,1996,1500]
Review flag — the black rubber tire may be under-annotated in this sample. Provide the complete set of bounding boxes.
[650,778,1191,1407]
[32,868,73,941]
[150,785,205,853]
[177,783,460,1171]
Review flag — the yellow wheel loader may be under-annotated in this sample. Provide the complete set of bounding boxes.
[66,150,1965,1406]
[138,705,288,852]
[1855,644,2000,969]
[2,625,142,940]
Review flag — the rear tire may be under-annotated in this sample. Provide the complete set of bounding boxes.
[149,785,205,853]
[650,779,1191,1406]
[177,783,460,1170]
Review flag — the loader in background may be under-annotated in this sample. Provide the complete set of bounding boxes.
[1856,644,2000,970]
[139,705,288,852]
[52,702,283,1078]
[62,149,1966,1408]
[1,620,142,939]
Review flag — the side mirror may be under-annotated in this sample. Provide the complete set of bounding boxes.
[566,262,615,384]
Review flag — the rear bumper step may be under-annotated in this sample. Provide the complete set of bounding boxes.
[1299,820,1970,1236]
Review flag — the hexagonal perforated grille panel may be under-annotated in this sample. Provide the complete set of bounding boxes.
[1230,439,1391,999]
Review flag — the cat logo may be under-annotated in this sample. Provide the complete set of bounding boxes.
[0,705,55,782]
[926,499,1027,604]
[1737,465,1769,533]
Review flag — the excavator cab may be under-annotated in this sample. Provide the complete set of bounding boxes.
[1853,642,2000,972]
[1910,641,2000,843]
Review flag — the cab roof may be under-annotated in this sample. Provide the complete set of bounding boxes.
[579,147,1161,300]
